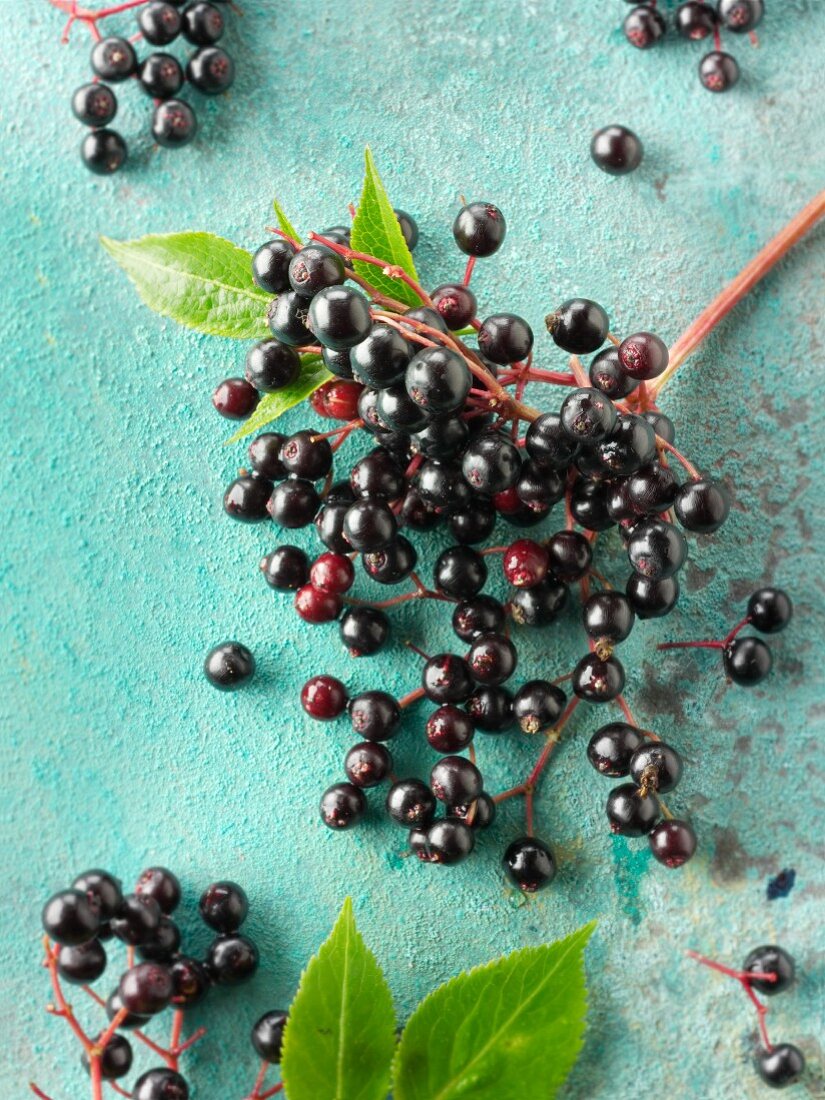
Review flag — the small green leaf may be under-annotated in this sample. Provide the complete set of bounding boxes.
[101,232,271,339]
[281,897,396,1100]
[393,922,595,1100]
[225,356,331,443]
[273,199,302,243]
[350,148,421,308]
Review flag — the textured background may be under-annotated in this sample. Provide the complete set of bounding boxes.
[2,1,824,1097]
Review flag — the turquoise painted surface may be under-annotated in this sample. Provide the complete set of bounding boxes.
[2,1,825,1097]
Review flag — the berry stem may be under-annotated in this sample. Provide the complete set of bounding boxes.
[308,233,433,307]
[723,616,751,645]
[653,187,825,395]
[29,1085,57,1100]
[258,1085,284,1099]
[686,950,776,1050]
[398,687,425,709]
[655,437,701,480]
[522,368,579,386]
[43,940,93,1051]
[657,639,725,651]
[462,256,476,286]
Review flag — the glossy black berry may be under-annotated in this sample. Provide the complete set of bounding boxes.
[508,577,568,626]
[590,125,643,175]
[72,83,118,126]
[349,690,401,741]
[288,244,344,298]
[260,544,308,590]
[462,431,521,494]
[624,5,667,48]
[268,479,321,528]
[402,305,449,336]
[245,340,300,393]
[431,283,477,329]
[503,836,556,892]
[281,431,332,481]
[513,680,565,734]
[105,990,150,1031]
[467,632,517,686]
[417,459,471,510]
[81,129,127,174]
[451,792,496,830]
[449,500,496,544]
[110,894,162,945]
[376,383,429,432]
[699,50,740,92]
[42,889,101,946]
[199,881,248,932]
[169,956,211,1009]
[72,870,123,920]
[426,705,474,753]
[430,756,483,804]
[343,499,397,551]
[452,595,506,643]
[452,202,506,257]
[91,36,138,80]
[81,1033,133,1080]
[643,410,676,444]
[724,636,772,686]
[139,2,183,45]
[629,742,682,793]
[675,1,717,39]
[587,722,646,776]
[545,299,609,355]
[466,685,514,733]
[674,478,730,533]
[206,933,259,984]
[119,962,173,1016]
[309,286,372,351]
[252,239,296,295]
[140,53,184,98]
[133,1068,190,1100]
[627,519,687,580]
[743,945,796,996]
[405,347,471,414]
[755,1043,805,1089]
[204,641,255,690]
[339,606,389,657]
[137,916,180,962]
[648,819,697,868]
[223,475,272,522]
[747,588,793,634]
[606,783,660,836]
[181,1,224,44]
[433,546,487,598]
[361,537,416,585]
[718,0,764,32]
[186,46,235,93]
[422,654,474,704]
[212,377,258,419]
[583,592,635,642]
[152,98,197,148]
[58,939,107,985]
[477,314,534,364]
[572,653,625,702]
[589,347,638,398]
[425,819,475,864]
[351,324,410,387]
[546,530,592,581]
[571,479,614,532]
[560,388,617,442]
[626,573,680,619]
[135,868,181,915]
[267,291,313,346]
[386,779,436,827]
[345,741,393,787]
[627,463,680,513]
[525,413,580,469]
[252,1010,289,1063]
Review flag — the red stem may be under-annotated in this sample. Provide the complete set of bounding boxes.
[686,950,776,1050]
[657,639,724,651]
[462,256,476,286]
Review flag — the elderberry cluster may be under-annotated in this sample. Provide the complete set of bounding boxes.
[622,0,764,92]
[41,868,257,1097]
[71,1,235,175]
[202,198,747,891]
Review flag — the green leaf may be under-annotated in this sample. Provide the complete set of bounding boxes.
[281,898,396,1100]
[350,148,422,308]
[393,922,595,1100]
[225,356,331,443]
[273,198,302,243]
[101,232,271,339]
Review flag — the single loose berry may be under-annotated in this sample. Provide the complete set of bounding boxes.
[673,478,730,533]
[754,1043,805,1089]
[133,1069,190,1100]
[301,674,348,719]
[742,945,796,996]
[606,783,660,835]
[699,50,740,92]
[344,741,393,787]
[587,722,646,776]
[186,46,235,94]
[212,377,259,419]
[590,125,643,175]
[386,779,436,827]
[723,636,772,686]
[72,83,118,126]
[81,129,127,175]
[503,836,556,892]
[206,933,259,984]
[572,653,625,702]
[349,691,401,741]
[648,819,697,868]
[252,1010,289,1063]
[747,588,793,634]
[204,642,255,690]
[545,299,609,355]
[452,202,506,257]
[199,881,248,932]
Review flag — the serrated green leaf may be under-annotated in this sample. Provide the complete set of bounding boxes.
[281,898,396,1100]
[393,922,595,1100]
[273,199,301,243]
[225,356,331,443]
[350,148,421,308]
[101,232,271,339]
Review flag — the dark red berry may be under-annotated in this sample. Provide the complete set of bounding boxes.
[301,675,348,719]
[294,584,342,623]
[310,552,355,594]
[503,539,550,588]
[212,378,259,420]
